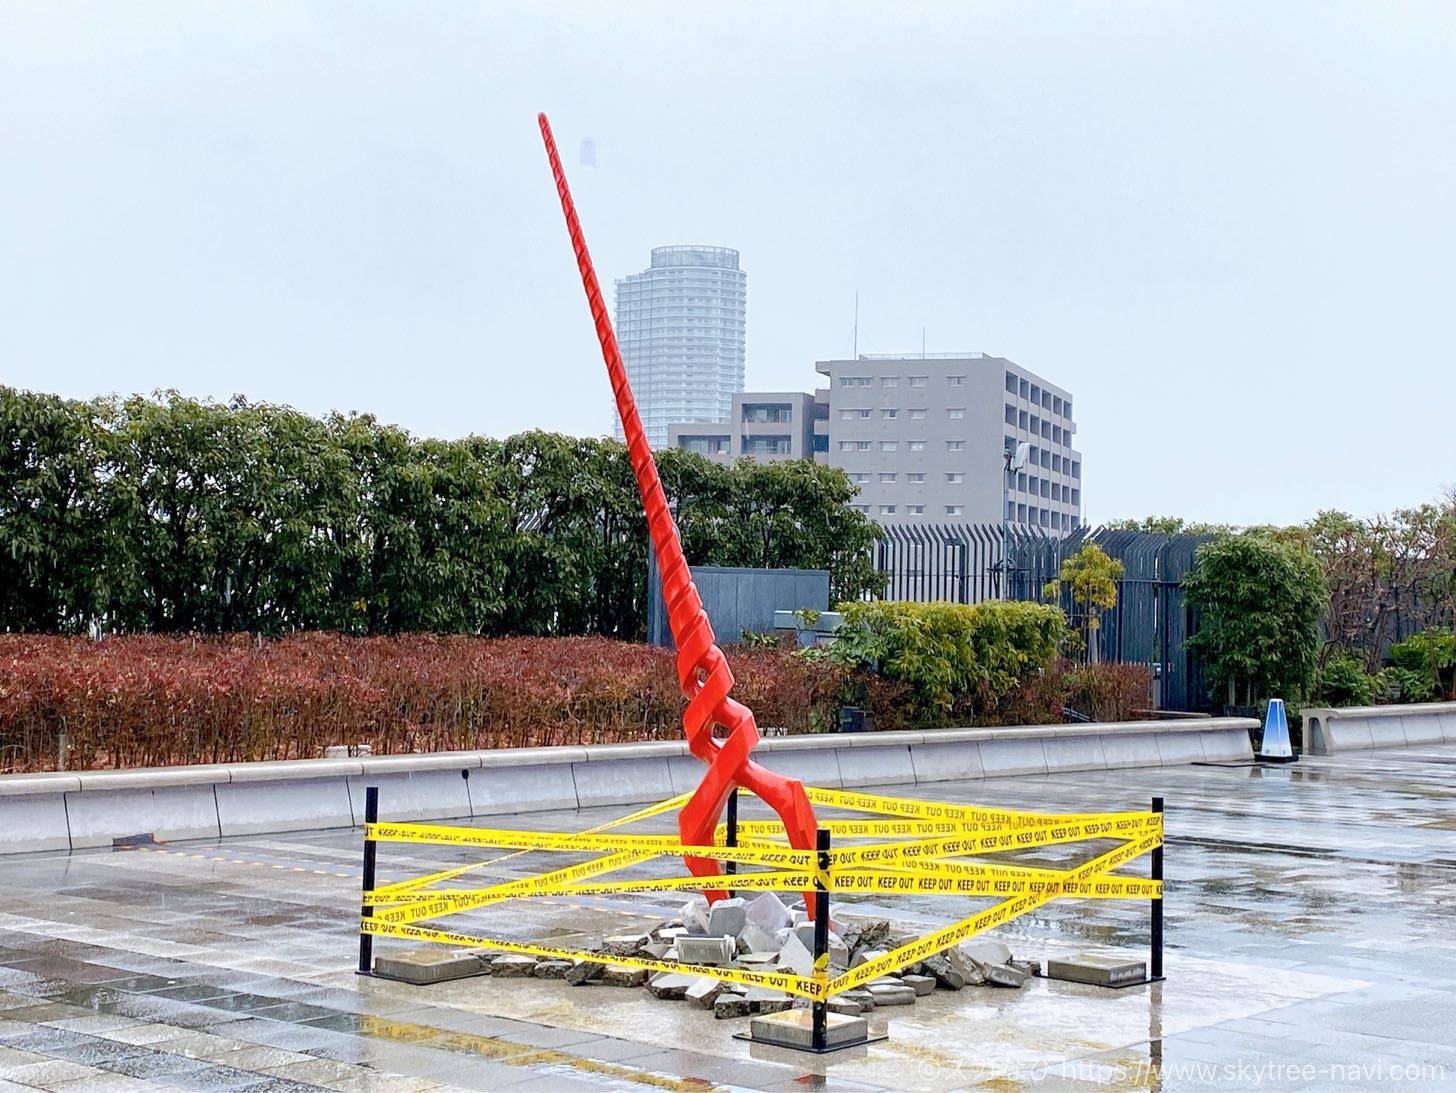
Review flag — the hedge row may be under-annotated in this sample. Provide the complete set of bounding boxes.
[0,634,850,771]
[0,630,1152,773]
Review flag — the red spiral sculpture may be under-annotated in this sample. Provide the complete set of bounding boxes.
[538,113,819,908]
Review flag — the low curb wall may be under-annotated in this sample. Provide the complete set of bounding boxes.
[1302,701,1456,755]
[0,718,1256,855]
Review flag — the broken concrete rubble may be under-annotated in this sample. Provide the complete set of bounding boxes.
[706,896,747,937]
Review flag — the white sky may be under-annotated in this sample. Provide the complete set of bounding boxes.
[2,2,1452,526]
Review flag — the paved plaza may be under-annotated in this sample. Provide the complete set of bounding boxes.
[0,744,1453,1091]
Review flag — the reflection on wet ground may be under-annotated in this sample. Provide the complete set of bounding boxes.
[1,744,1455,1090]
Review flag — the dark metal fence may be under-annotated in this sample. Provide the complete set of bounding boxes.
[874,524,1213,711]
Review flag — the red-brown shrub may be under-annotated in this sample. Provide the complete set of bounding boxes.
[0,634,854,772]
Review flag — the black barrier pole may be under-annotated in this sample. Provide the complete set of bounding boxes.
[1150,795,1164,980]
[812,827,830,1052]
[725,788,738,876]
[358,786,379,975]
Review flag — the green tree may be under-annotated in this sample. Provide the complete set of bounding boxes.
[1183,532,1327,706]
[0,388,121,631]
[1104,515,1235,535]
[1042,543,1123,662]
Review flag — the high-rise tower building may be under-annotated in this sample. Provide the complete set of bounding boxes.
[613,245,746,449]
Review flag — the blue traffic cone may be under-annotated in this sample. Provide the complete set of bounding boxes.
[1257,698,1296,763]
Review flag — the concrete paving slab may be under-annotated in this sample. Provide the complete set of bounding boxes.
[65,785,221,848]
[0,794,71,855]
[569,755,674,808]
[751,749,843,787]
[346,770,471,824]
[1366,716,1407,748]
[834,745,916,788]
[976,737,1048,776]
[1041,733,1107,772]
[214,777,353,836]
[1398,714,1444,745]
[909,741,983,783]
[466,761,578,816]
[1153,732,1206,766]
[0,742,1452,1091]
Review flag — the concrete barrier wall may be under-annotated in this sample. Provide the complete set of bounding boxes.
[0,717,1256,855]
[1302,702,1456,756]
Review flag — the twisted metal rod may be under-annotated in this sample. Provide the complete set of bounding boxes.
[537,112,819,906]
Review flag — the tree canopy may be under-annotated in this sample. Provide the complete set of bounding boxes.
[0,387,883,638]
[1183,532,1327,705]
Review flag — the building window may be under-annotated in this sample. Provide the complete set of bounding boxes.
[840,376,871,387]
[945,504,964,516]
[946,440,965,451]
[948,375,965,387]
[1006,499,1016,520]
[1019,410,1029,430]
[1030,415,1040,434]
[1040,480,1050,498]
[1005,372,1018,394]
[879,504,897,515]
[852,503,870,513]
[1041,450,1051,469]
[881,376,898,388]
[851,472,871,484]
[1071,515,1080,530]
[841,408,871,420]
[945,472,965,483]
[742,435,792,456]
[908,408,928,420]
[880,472,897,483]
[678,435,730,455]
[880,408,898,419]
[1052,454,1062,473]
[1017,472,1027,492]
[840,440,871,451]
[1053,425,1063,444]
[1030,384,1041,404]
[1017,503,1027,522]
[880,440,897,451]
[907,472,925,483]
[1072,461,1081,478]
[1028,475,1039,493]
[1071,488,1080,505]
[1004,405,1016,426]
[907,504,925,515]
[1041,421,1051,439]
[1065,399,1073,418]
[1053,396,1063,416]
[1019,378,1030,399]
[908,440,926,451]
[812,434,828,453]
[947,408,966,420]
[742,403,792,423]
[909,376,927,387]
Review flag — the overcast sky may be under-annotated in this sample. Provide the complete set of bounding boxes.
[2,2,1452,526]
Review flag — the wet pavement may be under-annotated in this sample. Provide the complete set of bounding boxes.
[1,744,1454,1091]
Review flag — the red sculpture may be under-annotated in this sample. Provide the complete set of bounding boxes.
[538,113,819,908]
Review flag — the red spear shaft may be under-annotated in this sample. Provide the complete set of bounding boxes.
[537,112,819,907]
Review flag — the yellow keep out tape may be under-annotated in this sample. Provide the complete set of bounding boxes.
[360,786,1165,1001]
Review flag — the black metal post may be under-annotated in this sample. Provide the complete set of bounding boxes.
[358,786,379,975]
[1150,795,1164,980]
[812,827,831,1052]
[725,788,738,876]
